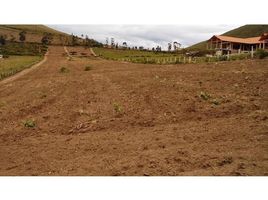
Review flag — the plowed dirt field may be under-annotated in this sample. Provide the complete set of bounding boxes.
[0,46,267,175]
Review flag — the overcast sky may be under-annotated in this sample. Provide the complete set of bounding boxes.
[48,24,239,50]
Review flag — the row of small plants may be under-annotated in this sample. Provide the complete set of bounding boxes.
[94,48,268,65]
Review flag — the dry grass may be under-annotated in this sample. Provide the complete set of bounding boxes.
[0,56,42,80]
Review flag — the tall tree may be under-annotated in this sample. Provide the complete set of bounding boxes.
[111,38,115,47]
[122,42,127,48]
[168,43,172,51]
[0,35,6,45]
[41,33,53,45]
[19,31,26,42]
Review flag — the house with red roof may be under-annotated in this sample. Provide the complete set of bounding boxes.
[207,33,268,55]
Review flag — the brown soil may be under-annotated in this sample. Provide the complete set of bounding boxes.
[0,46,267,176]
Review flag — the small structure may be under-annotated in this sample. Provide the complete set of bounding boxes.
[207,33,268,55]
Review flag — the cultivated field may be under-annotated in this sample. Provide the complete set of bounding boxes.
[0,56,42,80]
[0,46,267,175]
[93,47,251,64]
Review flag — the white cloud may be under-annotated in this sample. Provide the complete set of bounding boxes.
[48,24,239,50]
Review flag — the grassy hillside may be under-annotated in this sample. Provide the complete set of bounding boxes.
[0,25,68,36]
[0,42,47,56]
[222,25,268,38]
[0,25,102,46]
[0,25,70,45]
[188,25,268,50]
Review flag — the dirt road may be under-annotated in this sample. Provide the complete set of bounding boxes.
[0,46,267,175]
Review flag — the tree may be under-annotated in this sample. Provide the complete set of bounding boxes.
[71,34,78,46]
[19,31,26,42]
[122,42,127,49]
[111,38,115,47]
[105,37,109,47]
[41,33,53,45]
[85,35,90,46]
[168,43,172,51]
[156,46,161,52]
[0,35,6,45]
[173,41,181,51]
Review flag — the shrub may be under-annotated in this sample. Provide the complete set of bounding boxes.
[200,91,210,100]
[19,31,26,42]
[84,65,92,71]
[113,102,123,114]
[229,53,250,61]
[211,99,220,105]
[60,67,69,73]
[23,119,35,128]
[217,55,228,61]
[254,49,268,59]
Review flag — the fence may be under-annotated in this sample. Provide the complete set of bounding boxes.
[116,53,251,65]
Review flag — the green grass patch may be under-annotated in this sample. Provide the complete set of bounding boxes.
[113,102,123,115]
[93,47,186,64]
[92,47,254,65]
[0,42,47,56]
[0,56,42,80]
[23,119,36,128]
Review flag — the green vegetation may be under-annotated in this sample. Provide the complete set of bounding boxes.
[222,25,268,38]
[93,47,176,58]
[41,33,53,45]
[211,99,220,105]
[0,25,68,36]
[254,49,268,59]
[84,65,92,71]
[0,56,42,80]
[0,25,102,46]
[93,47,252,64]
[113,102,123,114]
[200,91,210,100]
[23,119,36,128]
[0,42,47,56]
[19,31,26,42]
[200,92,221,105]
[59,66,69,73]
[93,47,188,64]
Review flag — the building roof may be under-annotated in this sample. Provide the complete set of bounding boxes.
[209,35,262,44]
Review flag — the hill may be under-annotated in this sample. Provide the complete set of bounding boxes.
[0,25,70,45]
[188,25,268,50]
[0,25,102,46]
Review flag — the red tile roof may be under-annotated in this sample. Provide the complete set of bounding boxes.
[209,35,262,44]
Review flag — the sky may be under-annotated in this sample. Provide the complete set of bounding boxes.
[48,24,239,50]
